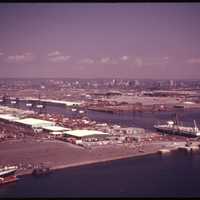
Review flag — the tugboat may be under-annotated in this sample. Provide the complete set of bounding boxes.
[32,164,51,176]
[0,166,18,185]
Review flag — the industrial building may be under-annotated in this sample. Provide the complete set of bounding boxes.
[24,98,82,107]
[63,129,109,139]
[0,113,70,136]
[15,118,56,129]
[0,114,20,122]
[42,125,71,136]
[41,99,82,107]
[0,113,109,140]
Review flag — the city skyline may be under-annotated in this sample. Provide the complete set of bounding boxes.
[0,3,200,79]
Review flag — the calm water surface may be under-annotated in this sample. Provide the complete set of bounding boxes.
[10,101,200,130]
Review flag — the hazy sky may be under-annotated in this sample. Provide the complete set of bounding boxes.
[0,3,200,79]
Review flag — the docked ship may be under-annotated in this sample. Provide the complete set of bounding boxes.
[154,115,200,137]
[0,166,18,185]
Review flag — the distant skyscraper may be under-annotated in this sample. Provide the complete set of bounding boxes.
[111,79,116,86]
[170,80,174,87]
[40,85,45,89]
[134,80,140,86]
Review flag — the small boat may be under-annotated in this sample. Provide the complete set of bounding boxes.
[32,166,51,176]
[36,104,44,108]
[0,166,18,185]
[79,110,85,114]
[26,103,32,107]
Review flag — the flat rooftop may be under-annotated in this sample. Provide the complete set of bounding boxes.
[15,118,56,127]
[23,98,82,106]
[64,129,109,138]
[42,125,71,132]
[0,114,20,121]
[41,99,82,106]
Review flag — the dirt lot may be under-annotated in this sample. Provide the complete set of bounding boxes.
[0,138,183,176]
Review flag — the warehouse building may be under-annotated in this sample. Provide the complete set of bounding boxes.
[0,114,20,122]
[39,99,82,107]
[0,113,71,136]
[63,129,109,140]
[15,118,56,129]
[42,125,71,136]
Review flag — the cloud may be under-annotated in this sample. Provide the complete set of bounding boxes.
[133,57,169,67]
[48,55,71,63]
[134,57,143,67]
[101,57,110,63]
[146,58,169,66]
[100,57,118,64]
[47,51,61,57]
[47,51,71,63]
[0,52,4,56]
[5,53,35,63]
[120,56,129,61]
[187,58,200,64]
[163,56,169,60]
[78,58,95,64]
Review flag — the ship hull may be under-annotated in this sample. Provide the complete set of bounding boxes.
[0,175,18,185]
[154,127,197,138]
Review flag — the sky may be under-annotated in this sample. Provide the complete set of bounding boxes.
[0,3,200,79]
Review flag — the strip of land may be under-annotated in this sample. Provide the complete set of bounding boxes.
[0,138,187,177]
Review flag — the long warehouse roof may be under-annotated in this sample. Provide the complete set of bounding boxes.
[64,130,109,137]
[15,118,56,127]
[22,98,82,106]
[41,99,82,106]
[0,114,19,121]
[42,125,70,132]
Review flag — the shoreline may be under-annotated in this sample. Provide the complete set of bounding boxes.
[1,138,191,178]
[87,106,200,114]
[17,146,171,177]
[18,143,198,178]
[52,150,159,171]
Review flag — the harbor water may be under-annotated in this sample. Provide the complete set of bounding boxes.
[3,100,200,131]
[0,149,200,197]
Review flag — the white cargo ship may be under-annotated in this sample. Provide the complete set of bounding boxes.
[154,117,200,137]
